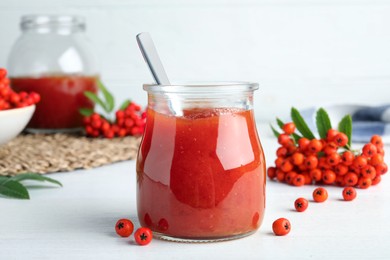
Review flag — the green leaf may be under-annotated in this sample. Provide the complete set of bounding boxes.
[276,118,284,129]
[291,107,316,140]
[270,124,280,138]
[338,115,352,148]
[98,81,115,113]
[11,173,63,187]
[84,91,107,112]
[119,99,131,110]
[0,177,29,199]
[79,108,94,117]
[316,108,332,139]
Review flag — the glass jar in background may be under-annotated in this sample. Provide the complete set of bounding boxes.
[136,82,266,242]
[7,15,99,132]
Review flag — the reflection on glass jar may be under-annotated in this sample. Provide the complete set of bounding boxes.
[136,82,266,242]
[7,15,99,132]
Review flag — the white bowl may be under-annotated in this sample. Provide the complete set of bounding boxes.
[0,105,35,146]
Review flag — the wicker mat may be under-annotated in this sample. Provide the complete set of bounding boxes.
[0,134,141,176]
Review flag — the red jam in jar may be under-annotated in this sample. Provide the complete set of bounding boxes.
[136,82,265,242]
[11,75,98,130]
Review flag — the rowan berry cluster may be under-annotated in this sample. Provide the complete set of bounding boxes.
[0,68,40,110]
[82,102,146,138]
[267,122,387,189]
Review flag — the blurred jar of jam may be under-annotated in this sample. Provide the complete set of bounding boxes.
[7,15,99,132]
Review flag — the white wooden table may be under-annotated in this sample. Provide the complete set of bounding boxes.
[1,125,389,260]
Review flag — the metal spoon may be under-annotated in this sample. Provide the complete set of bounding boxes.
[136,32,171,85]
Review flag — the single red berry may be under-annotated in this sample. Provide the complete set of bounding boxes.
[334,164,349,176]
[294,198,308,212]
[333,133,348,147]
[307,139,323,153]
[298,137,310,151]
[291,152,304,166]
[276,147,288,158]
[292,174,305,186]
[326,129,339,142]
[134,227,153,246]
[280,160,294,173]
[358,177,372,189]
[304,155,318,169]
[342,187,357,201]
[375,163,388,175]
[362,143,377,158]
[313,187,328,202]
[282,122,296,135]
[323,142,338,156]
[353,155,368,169]
[372,174,381,185]
[272,218,291,236]
[370,135,383,148]
[267,167,277,180]
[361,165,376,179]
[310,169,322,182]
[115,219,134,237]
[344,172,359,186]
[322,170,336,184]
[342,151,355,165]
[369,154,384,166]
[278,134,291,146]
[276,170,286,182]
[326,153,341,166]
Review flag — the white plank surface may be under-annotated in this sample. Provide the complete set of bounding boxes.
[1,124,389,260]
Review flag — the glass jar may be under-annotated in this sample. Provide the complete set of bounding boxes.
[136,82,266,242]
[7,15,99,132]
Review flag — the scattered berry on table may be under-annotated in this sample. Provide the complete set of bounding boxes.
[342,187,357,201]
[294,198,308,212]
[272,218,291,236]
[312,187,328,203]
[134,227,153,246]
[115,219,134,237]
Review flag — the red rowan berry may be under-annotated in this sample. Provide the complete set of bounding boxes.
[292,174,305,186]
[342,187,357,201]
[307,139,323,153]
[369,154,384,166]
[276,147,288,158]
[370,135,383,148]
[291,152,304,165]
[362,143,377,158]
[294,198,308,212]
[298,137,310,151]
[278,134,291,146]
[313,187,328,202]
[304,155,318,169]
[342,151,355,166]
[282,122,296,135]
[322,170,336,184]
[353,155,368,169]
[272,218,291,236]
[334,164,348,176]
[344,172,359,186]
[358,177,372,189]
[372,174,381,185]
[361,165,376,179]
[333,133,348,147]
[326,129,339,142]
[267,167,277,179]
[326,153,341,166]
[375,163,388,175]
[310,169,322,182]
[280,160,294,173]
[276,170,285,182]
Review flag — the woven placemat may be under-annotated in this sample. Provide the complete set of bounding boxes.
[0,134,141,176]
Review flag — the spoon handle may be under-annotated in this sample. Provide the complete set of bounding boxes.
[136,32,171,85]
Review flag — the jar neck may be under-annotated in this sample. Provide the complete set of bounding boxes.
[20,15,86,35]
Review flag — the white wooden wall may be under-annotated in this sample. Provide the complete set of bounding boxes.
[1,0,389,121]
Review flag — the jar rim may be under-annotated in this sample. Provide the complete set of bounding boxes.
[20,15,85,30]
[143,81,259,93]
